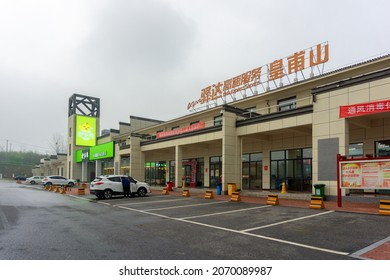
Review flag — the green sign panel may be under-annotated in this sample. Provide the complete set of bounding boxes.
[75,150,83,163]
[89,141,114,161]
[75,149,90,163]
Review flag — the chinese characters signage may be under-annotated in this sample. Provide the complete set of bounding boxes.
[340,160,390,189]
[339,99,390,118]
[187,42,329,110]
[157,122,205,139]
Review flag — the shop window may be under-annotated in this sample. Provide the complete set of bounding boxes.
[242,153,262,190]
[214,115,222,126]
[245,107,257,118]
[349,143,364,158]
[375,140,390,157]
[209,156,222,188]
[144,161,166,185]
[270,148,312,192]
[278,96,296,111]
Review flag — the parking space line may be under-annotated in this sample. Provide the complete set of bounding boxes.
[116,197,190,206]
[242,210,335,232]
[115,204,349,256]
[179,205,272,220]
[143,201,227,211]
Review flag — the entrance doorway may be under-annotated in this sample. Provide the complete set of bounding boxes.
[210,156,222,188]
[270,148,312,192]
[242,153,262,190]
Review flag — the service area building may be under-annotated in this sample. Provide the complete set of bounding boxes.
[60,43,390,197]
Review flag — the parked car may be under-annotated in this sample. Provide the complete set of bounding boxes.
[89,175,151,199]
[41,176,76,187]
[26,176,45,184]
[14,175,27,181]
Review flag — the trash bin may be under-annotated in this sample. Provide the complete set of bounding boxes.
[166,182,174,192]
[216,183,222,195]
[313,184,325,200]
[228,183,236,196]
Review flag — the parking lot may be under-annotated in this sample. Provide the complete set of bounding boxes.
[74,190,390,260]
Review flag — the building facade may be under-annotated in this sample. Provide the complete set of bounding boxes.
[129,55,390,196]
[37,53,390,198]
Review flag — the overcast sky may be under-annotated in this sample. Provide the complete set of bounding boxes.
[1,0,389,154]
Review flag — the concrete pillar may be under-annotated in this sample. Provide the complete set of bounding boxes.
[221,111,241,194]
[175,145,183,188]
[130,137,145,181]
[204,157,210,187]
[312,91,349,196]
[81,161,87,182]
[95,160,102,176]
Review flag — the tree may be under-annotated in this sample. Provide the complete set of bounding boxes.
[48,133,67,154]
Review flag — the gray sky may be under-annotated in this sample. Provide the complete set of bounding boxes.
[1,0,389,154]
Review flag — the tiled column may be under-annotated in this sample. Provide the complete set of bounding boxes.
[222,111,241,194]
[175,145,183,188]
[130,137,145,181]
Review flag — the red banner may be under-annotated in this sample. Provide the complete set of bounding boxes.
[157,122,205,139]
[339,100,390,118]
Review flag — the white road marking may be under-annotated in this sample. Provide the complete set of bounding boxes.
[116,197,190,206]
[115,204,349,256]
[242,210,335,232]
[179,205,272,220]
[143,201,227,211]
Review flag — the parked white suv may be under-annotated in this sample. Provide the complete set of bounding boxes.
[26,176,45,184]
[41,176,76,187]
[89,175,151,199]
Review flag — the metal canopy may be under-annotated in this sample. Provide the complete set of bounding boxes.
[68,93,100,117]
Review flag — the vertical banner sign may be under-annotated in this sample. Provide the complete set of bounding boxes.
[75,115,97,147]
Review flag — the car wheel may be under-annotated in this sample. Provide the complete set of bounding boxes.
[45,182,52,187]
[103,189,113,199]
[68,182,74,187]
[31,181,36,184]
[137,187,147,197]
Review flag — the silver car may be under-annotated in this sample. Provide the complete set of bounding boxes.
[26,176,45,184]
[41,175,76,187]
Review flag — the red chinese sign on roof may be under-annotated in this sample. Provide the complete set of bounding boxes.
[339,100,390,118]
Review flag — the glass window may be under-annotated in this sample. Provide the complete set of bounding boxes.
[250,153,263,161]
[214,115,222,126]
[375,140,390,157]
[286,149,301,159]
[303,148,312,158]
[278,96,296,111]
[271,150,285,160]
[242,152,262,190]
[349,143,364,157]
